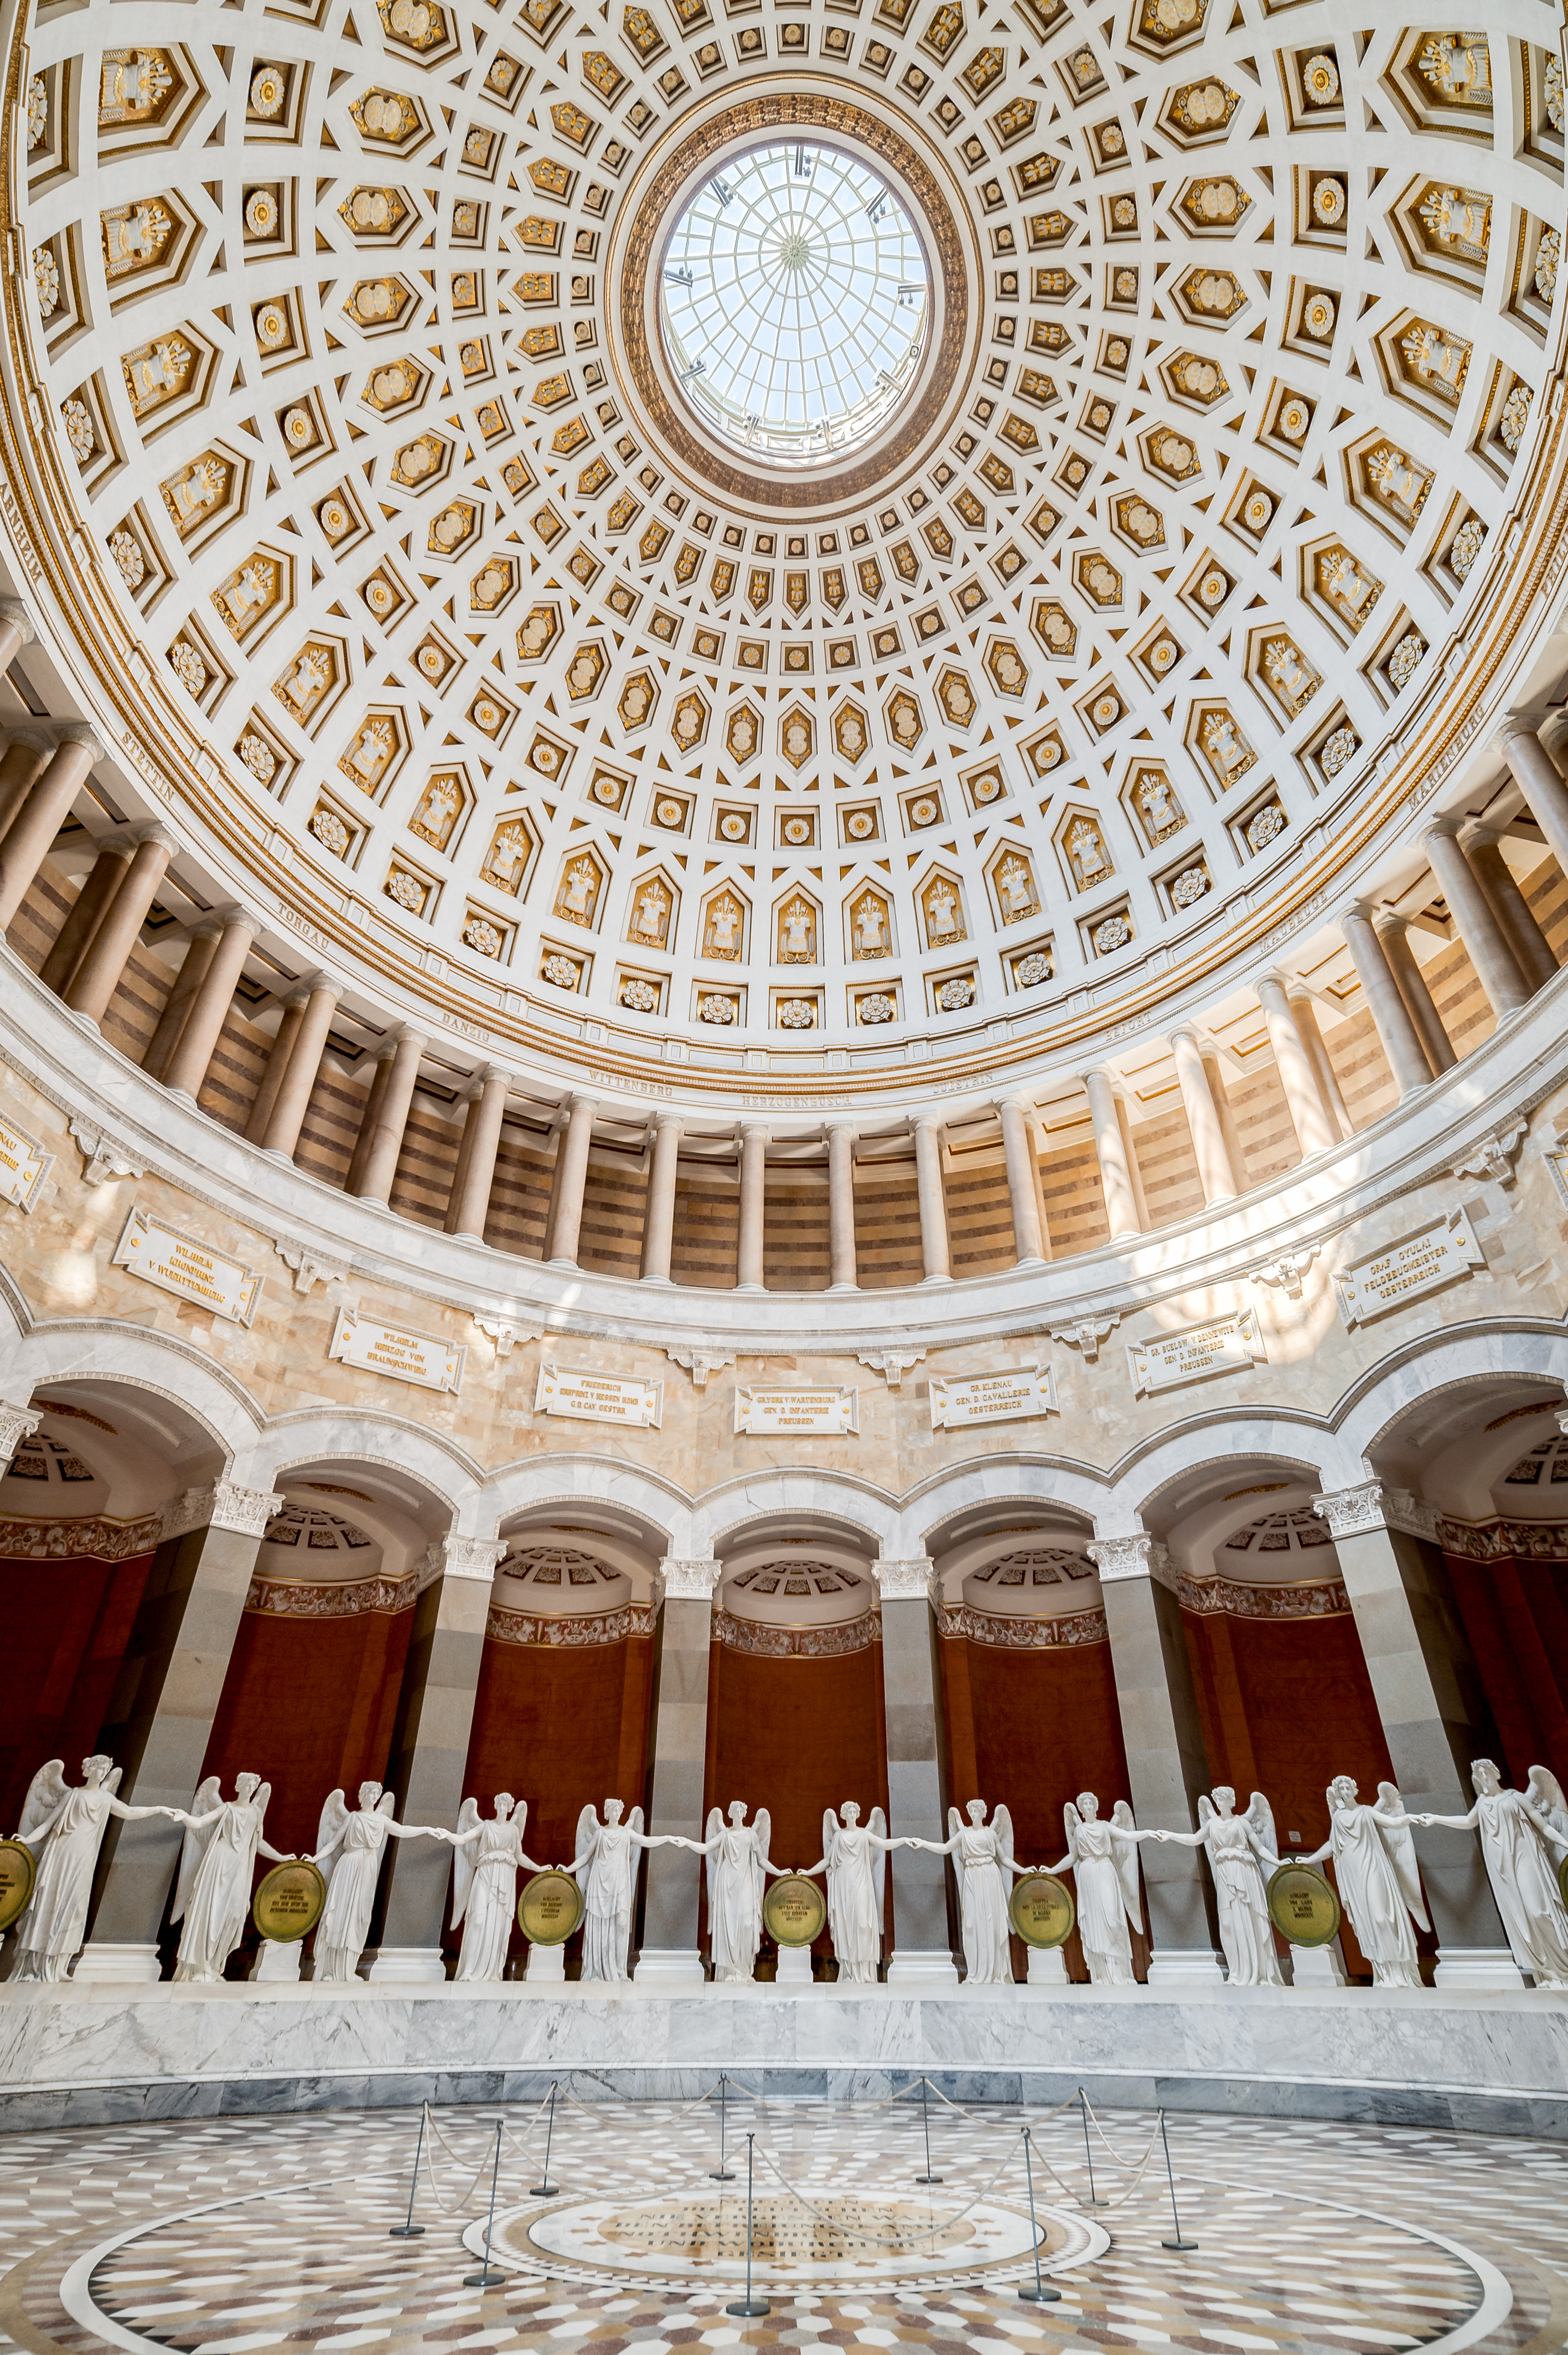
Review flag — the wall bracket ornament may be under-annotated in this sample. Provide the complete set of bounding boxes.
[667,1347,736,1388]
[277,1242,350,1295]
[857,1349,927,1388]
[477,1316,544,1358]
[1451,1120,1527,1187]
[1252,1247,1318,1297]
[70,1118,143,1189]
[1047,1312,1121,1361]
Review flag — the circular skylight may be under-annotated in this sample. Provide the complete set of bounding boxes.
[660,143,929,465]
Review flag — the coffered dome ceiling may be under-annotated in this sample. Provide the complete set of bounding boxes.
[6,0,1565,1104]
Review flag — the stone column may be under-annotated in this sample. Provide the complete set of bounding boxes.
[634,1556,720,1989]
[447,1068,509,1240]
[0,597,34,675]
[0,727,101,929]
[827,1122,858,1290]
[1286,982,1352,1140]
[876,1558,959,1985]
[996,1092,1048,1265]
[259,979,338,1159]
[736,1123,769,1291]
[1169,1026,1237,1207]
[352,1027,425,1204]
[1421,823,1529,1017]
[1339,902,1434,1097]
[366,1535,507,1980]
[65,828,175,1024]
[1311,1483,1519,1985]
[79,1480,282,1980]
[1114,1089,1151,1231]
[1458,820,1557,993]
[1371,910,1453,1078]
[1086,1535,1223,1981]
[1198,1037,1246,1195]
[345,1045,395,1195]
[0,729,52,844]
[39,836,132,996]
[163,912,256,1101]
[1082,1067,1140,1238]
[639,1112,683,1280]
[1255,973,1336,1159]
[545,1094,596,1267]
[912,1115,951,1283]
[246,994,306,1145]
[1501,715,1568,877]
[143,921,221,1083]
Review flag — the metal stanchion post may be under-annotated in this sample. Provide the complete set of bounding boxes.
[1017,2126,1060,2304]
[389,2105,427,2238]
[711,2073,735,2181]
[724,2131,770,2319]
[463,2119,507,2288]
[1158,2111,1198,2251]
[915,2075,941,2185]
[530,2081,559,2198]
[1078,2085,1112,2243]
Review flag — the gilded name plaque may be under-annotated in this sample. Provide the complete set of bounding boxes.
[252,1858,327,1943]
[1265,1863,1342,1946]
[1127,1309,1266,1397]
[0,1113,51,1213]
[114,1207,263,1325]
[0,1838,36,1931]
[520,1868,585,1945]
[1332,1210,1483,1330]
[1009,1871,1075,1948]
[763,1873,827,1948]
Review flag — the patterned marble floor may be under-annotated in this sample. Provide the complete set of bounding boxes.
[0,2095,1561,2355]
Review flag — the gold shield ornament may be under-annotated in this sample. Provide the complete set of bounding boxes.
[1009,1871,1075,1948]
[519,1868,585,1944]
[252,1857,327,1943]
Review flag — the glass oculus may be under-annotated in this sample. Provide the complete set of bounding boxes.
[660,142,929,466]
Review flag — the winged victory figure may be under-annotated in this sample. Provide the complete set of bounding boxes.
[170,1772,293,1984]
[1300,1776,1428,1986]
[447,1793,541,1982]
[903,1800,1031,1984]
[1049,1792,1147,1985]
[1150,1786,1284,1985]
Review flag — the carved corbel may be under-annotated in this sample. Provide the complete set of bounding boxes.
[666,1347,736,1388]
[1047,1311,1120,1362]
[856,1348,927,1388]
[69,1117,143,1189]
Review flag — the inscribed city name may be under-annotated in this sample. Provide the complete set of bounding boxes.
[929,1366,1057,1430]
[735,1385,858,1437]
[330,1306,464,1393]
[1332,1208,1483,1328]
[1127,1308,1265,1396]
[113,1207,262,1325]
[0,1114,51,1213]
[535,1365,663,1428]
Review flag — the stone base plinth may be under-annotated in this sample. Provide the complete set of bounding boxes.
[1,1981,1565,2136]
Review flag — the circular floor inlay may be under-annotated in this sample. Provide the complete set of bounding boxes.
[479,2188,1096,2291]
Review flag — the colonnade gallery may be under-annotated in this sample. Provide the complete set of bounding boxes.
[2,0,1568,2151]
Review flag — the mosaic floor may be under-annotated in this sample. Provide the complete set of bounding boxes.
[0,2094,1561,2355]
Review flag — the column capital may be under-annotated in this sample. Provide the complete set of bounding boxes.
[0,596,35,645]
[1456,817,1501,852]
[651,1106,685,1130]
[1311,1482,1386,1538]
[425,1533,508,1584]
[1254,968,1292,1003]
[55,721,106,761]
[992,1086,1038,1114]
[0,1399,42,1465]
[391,1024,427,1050]
[910,1111,945,1134]
[738,1120,770,1143]
[1079,1062,1127,1098]
[1498,711,1546,746]
[1086,1533,1177,1590]
[659,1554,720,1598]
[3,725,53,755]
[1419,814,1462,845]
[161,1481,283,1542]
[874,1556,936,1600]
[1370,903,1410,937]
[131,821,179,855]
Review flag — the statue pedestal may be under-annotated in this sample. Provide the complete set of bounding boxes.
[1289,1938,1347,1987]
[526,1942,565,1984]
[632,1946,706,1991]
[1433,1946,1527,1990]
[363,1948,447,1984]
[1145,1948,1225,1987]
[72,1943,161,1984]
[775,1944,814,1989]
[1026,1945,1069,1986]
[885,1949,961,1989]
[251,1940,302,1984]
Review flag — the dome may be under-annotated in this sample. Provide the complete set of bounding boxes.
[5,2,1561,1128]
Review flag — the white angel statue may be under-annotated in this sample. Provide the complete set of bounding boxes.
[312,1781,452,1984]
[903,1800,1028,1985]
[1528,1764,1568,1849]
[11,1755,188,1982]
[1048,1792,1145,1985]
[679,1802,789,1983]
[801,1802,901,1984]
[171,1773,294,1984]
[1414,1760,1568,1989]
[567,1799,675,1983]
[1150,1786,1283,1986]
[448,1794,540,1983]
[1300,1776,1427,1988]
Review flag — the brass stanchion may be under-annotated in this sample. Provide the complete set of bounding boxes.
[1158,2111,1198,2251]
[914,2075,942,2184]
[530,2082,559,2198]
[1017,2126,1060,2304]
[463,2120,506,2288]
[389,2106,427,2238]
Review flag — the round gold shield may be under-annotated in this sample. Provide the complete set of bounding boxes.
[1009,1871,1075,1949]
[763,1873,827,1948]
[252,1858,327,1943]
[0,1839,35,1932]
[1266,1863,1342,1946]
[519,1869,584,1945]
